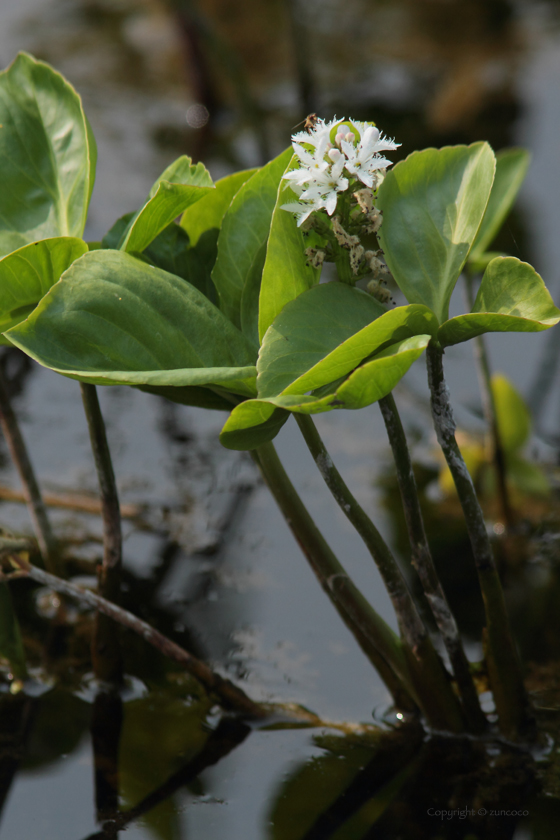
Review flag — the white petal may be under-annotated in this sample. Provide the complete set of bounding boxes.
[325,191,339,215]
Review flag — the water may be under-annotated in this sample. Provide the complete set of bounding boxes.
[1,0,560,837]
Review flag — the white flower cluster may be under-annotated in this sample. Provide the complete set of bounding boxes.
[281,117,400,226]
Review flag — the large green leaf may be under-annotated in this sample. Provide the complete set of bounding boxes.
[220,335,430,450]
[258,172,321,342]
[257,283,437,398]
[211,148,292,329]
[180,168,257,246]
[0,52,96,256]
[0,583,27,680]
[0,237,88,339]
[438,257,560,346]
[142,223,218,303]
[469,148,530,265]
[377,143,496,324]
[6,250,257,392]
[119,156,214,254]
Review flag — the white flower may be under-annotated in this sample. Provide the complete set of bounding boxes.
[341,125,400,188]
[299,155,349,215]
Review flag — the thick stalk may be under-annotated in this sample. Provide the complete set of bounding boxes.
[464,274,514,529]
[426,342,532,739]
[80,383,123,684]
[379,393,486,733]
[7,553,265,719]
[253,443,417,712]
[0,367,57,572]
[294,415,465,733]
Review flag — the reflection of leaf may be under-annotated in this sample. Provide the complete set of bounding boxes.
[119,690,211,840]
[492,374,531,453]
[23,688,91,770]
[269,725,423,840]
[0,52,96,256]
[0,584,27,679]
[377,143,495,324]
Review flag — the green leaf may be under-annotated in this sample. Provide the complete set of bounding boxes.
[142,222,218,303]
[6,249,257,392]
[258,171,321,342]
[0,52,96,256]
[119,156,214,254]
[219,335,430,449]
[212,148,293,329]
[219,405,290,450]
[137,384,237,411]
[0,583,27,680]
[438,257,560,346]
[377,143,496,324]
[257,282,437,398]
[180,168,257,246]
[0,238,88,335]
[241,239,267,349]
[492,374,531,453]
[470,148,530,262]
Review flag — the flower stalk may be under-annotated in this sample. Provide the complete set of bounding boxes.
[425,342,533,739]
[253,441,418,713]
[293,414,465,732]
[378,393,486,733]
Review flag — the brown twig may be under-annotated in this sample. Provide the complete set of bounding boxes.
[6,552,266,719]
[0,484,141,519]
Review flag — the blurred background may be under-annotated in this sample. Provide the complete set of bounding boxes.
[2,2,560,838]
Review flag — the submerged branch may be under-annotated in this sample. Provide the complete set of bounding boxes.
[426,342,532,740]
[6,553,266,720]
[378,393,486,733]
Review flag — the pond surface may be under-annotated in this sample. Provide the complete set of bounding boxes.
[2,1,560,838]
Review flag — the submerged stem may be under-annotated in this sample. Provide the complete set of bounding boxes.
[464,274,514,529]
[80,383,123,684]
[292,415,465,733]
[425,342,532,739]
[378,393,486,733]
[0,366,57,572]
[253,442,418,713]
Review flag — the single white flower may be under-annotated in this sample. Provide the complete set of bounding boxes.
[342,125,399,187]
[299,155,349,215]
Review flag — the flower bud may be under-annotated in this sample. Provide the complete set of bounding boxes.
[345,132,355,143]
[328,148,342,162]
[335,132,345,147]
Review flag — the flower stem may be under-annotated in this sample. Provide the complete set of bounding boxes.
[378,393,486,733]
[292,415,465,732]
[7,552,266,719]
[0,366,58,572]
[253,441,418,713]
[464,274,514,530]
[425,342,533,739]
[80,383,123,685]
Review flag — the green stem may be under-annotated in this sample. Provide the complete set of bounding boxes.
[80,383,123,685]
[293,415,465,732]
[464,274,514,530]
[253,442,417,712]
[0,366,58,573]
[378,393,486,733]
[425,342,533,739]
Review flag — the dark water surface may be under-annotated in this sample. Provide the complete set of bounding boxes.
[2,1,560,838]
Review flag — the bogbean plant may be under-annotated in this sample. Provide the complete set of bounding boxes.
[1,53,559,739]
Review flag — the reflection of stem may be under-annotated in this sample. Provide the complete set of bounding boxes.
[254,441,418,714]
[0,367,58,572]
[91,691,123,822]
[294,415,464,733]
[378,393,486,733]
[80,384,123,685]
[7,553,266,719]
[426,342,532,740]
[464,274,514,529]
